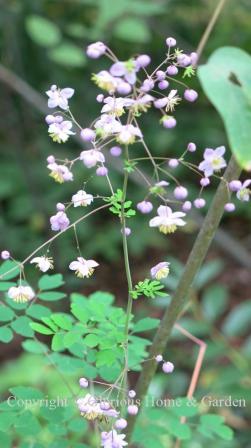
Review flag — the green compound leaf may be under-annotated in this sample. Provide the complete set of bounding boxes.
[0,326,13,343]
[22,339,47,354]
[38,273,64,291]
[10,386,43,400]
[133,317,160,333]
[131,279,167,299]
[38,291,66,301]
[198,47,251,171]
[26,304,52,320]
[0,260,19,280]
[30,322,54,335]
[51,313,73,330]
[0,305,15,322]
[11,316,34,337]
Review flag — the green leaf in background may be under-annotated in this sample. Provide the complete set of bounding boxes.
[48,42,86,67]
[0,281,16,291]
[26,304,52,320]
[11,316,34,337]
[0,305,15,322]
[0,327,13,343]
[51,313,73,330]
[22,339,47,354]
[38,291,66,301]
[51,333,65,352]
[9,386,43,399]
[114,18,151,43]
[0,260,19,280]
[30,322,54,335]
[133,317,160,332]
[222,300,251,336]
[84,334,99,347]
[0,432,11,448]
[199,414,233,441]
[202,285,228,322]
[38,274,64,291]
[25,15,61,47]
[198,47,251,170]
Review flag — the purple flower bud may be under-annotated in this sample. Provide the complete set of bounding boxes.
[128,390,136,398]
[79,377,89,388]
[86,41,106,59]
[224,202,235,212]
[96,166,108,176]
[137,201,153,214]
[155,354,163,363]
[166,65,178,76]
[158,80,169,90]
[56,202,65,211]
[182,201,192,212]
[136,54,151,68]
[162,117,177,129]
[177,54,191,67]
[50,211,70,232]
[47,155,55,164]
[229,180,242,192]
[190,52,198,67]
[110,146,122,157]
[127,405,138,415]
[200,177,210,187]
[80,128,96,142]
[96,94,104,103]
[141,79,154,92]
[54,115,63,123]
[100,401,110,410]
[184,89,198,102]
[168,159,179,168]
[166,37,176,47]
[116,81,131,95]
[156,70,166,81]
[154,98,168,109]
[1,250,10,260]
[194,198,206,209]
[187,142,196,152]
[115,418,128,430]
[174,186,188,200]
[45,114,56,125]
[121,227,131,237]
[162,361,174,373]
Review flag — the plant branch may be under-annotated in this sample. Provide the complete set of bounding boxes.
[126,156,241,441]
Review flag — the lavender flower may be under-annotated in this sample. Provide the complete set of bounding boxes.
[116,124,142,145]
[110,59,139,85]
[8,285,35,303]
[80,149,105,168]
[47,163,73,183]
[149,205,186,234]
[162,361,174,373]
[95,114,122,137]
[50,211,70,231]
[69,257,99,278]
[48,120,75,143]
[101,430,127,448]
[86,41,106,59]
[150,261,170,280]
[92,71,118,93]
[137,201,153,214]
[72,190,94,207]
[30,256,53,272]
[80,128,96,141]
[46,85,74,110]
[236,180,251,202]
[199,146,226,177]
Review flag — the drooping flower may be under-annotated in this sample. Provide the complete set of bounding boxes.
[101,430,127,448]
[198,146,227,177]
[72,190,94,207]
[149,205,186,234]
[69,257,99,278]
[126,94,154,114]
[86,41,106,59]
[50,211,70,232]
[162,361,175,373]
[30,256,53,272]
[92,71,118,93]
[236,179,251,202]
[46,85,74,110]
[94,114,122,137]
[116,124,142,144]
[8,285,35,303]
[137,201,153,214]
[77,394,119,420]
[47,163,73,183]
[80,128,96,142]
[48,120,75,143]
[150,262,170,280]
[80,149,105,168]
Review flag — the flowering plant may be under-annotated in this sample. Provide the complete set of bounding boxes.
[0,27,250,448]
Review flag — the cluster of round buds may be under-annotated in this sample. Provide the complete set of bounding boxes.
[155,355,175,374]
